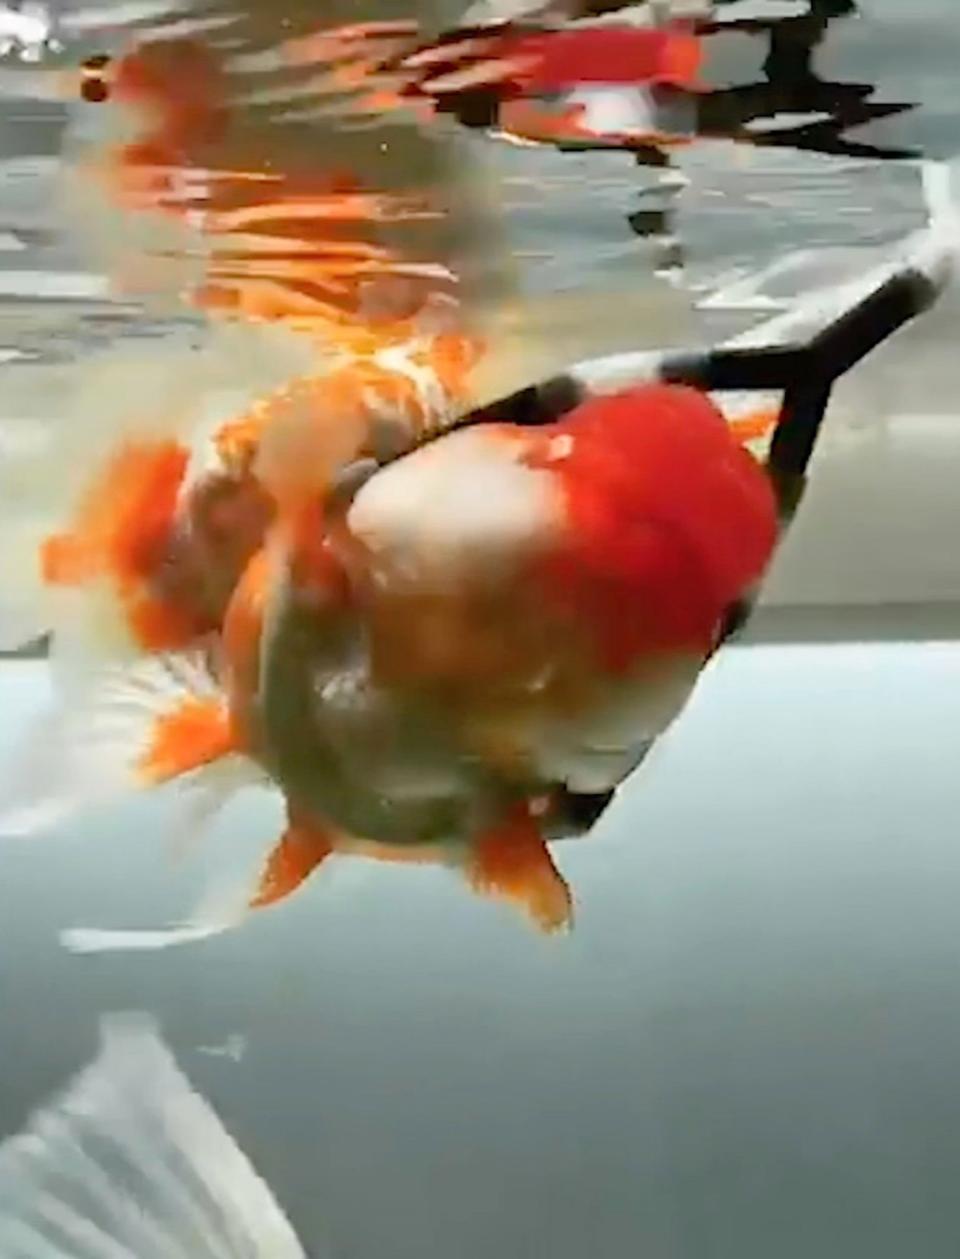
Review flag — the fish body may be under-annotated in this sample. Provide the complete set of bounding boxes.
[35,383,773,945]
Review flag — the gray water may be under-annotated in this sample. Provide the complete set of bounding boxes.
[2,3,960,1256]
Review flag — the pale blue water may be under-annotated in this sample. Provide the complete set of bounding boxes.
[3,643,960,1258]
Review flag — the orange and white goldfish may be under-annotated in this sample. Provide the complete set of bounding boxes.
[3,154,956,945]
[0,298,482,672]
[0,1013,309,1257]
[1,383,776,947]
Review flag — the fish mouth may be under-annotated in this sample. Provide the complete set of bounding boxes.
[547,787,615,839]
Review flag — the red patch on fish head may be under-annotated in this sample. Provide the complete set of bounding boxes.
[527,385,777,670]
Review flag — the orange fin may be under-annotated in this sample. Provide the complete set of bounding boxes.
[137,695,236,785]
[39,437,199,653]
[727,406,779,446]
[467,806,573,934]
[41,439,188,588]
[250,815,334,909]
[0,652,248,841]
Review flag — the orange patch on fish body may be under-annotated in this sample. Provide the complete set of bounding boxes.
[221,547,271,727]
[40,439,210,651]
[213,412,268,476]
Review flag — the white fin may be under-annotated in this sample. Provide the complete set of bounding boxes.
[56,752,278,956]
[61,823,279,955]
[696,247,886,315]
[920,156,960,269]
[0,649,252,839]
[169,755,272,863]
[725,158,960,353]
[61,922,242,954]
[0,1012,308,1258]
[0,647,276,955]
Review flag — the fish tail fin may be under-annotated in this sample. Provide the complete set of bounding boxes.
[0,648,240,839]
[0,1012,307,1258]
[38,434,195,651]
[0,341,197,659]
[921,156,960,240]
[467,804,573,934]
[0,326,312,664]
[919,156,960,286]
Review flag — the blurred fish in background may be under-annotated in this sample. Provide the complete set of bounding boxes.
[0,1013,309,1257]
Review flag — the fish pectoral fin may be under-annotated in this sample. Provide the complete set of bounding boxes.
[138,692,236,785]
[250,813,335,909]
[467,806,573,935]
[0,649,246,840]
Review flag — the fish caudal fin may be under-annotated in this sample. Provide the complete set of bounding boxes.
[467,806,573,934]
[0,1013,307,1258]
[250,812,335,909]
[0,649,243,839]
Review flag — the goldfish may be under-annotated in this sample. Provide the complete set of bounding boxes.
[1,382,777,948]
[0,1013,309,1257]
[0,297,482,670]
[0,8,950,951]
[5,150,954,946]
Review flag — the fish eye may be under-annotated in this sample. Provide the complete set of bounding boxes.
[80,53,113,103]
[80,78,110,102]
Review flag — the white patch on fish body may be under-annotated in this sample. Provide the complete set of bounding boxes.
[545,433,574,462]
[348,427,564,585]
[375,340,449,428]
[523,651,703,793]
[561,84,697,142]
